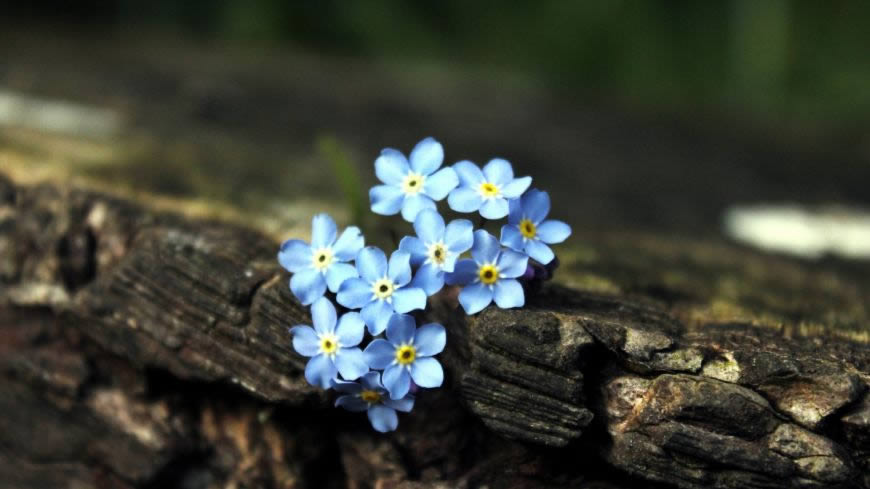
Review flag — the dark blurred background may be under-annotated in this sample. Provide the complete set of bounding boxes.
[2,1,869,251]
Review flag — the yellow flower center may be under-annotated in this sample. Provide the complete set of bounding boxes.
[312,248,334,271]
[319,334,339,355]
[520,218,537,239]
[427,242,448,266]
[360,390,382,403]
[396,345,416,365]
[478,264,499,285]
[402,173,426,195]
[372,278,396,300]
[479,182,500,198]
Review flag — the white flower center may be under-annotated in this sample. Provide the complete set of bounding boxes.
[402,173,426,196]
[426,242,449,267]
[311,248,334,271]
[478,181,501,200]
[371,277,396,301]
[318,333,341,357]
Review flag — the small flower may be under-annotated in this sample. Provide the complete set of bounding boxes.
[398,209,474,295]
[369,137,459,222]
[334,371,414,433]
[363,314,445,399]
[278,214,364,305]
[446,230,528,314]
[289,297,369,388]
[447,158,531,219]
[337,247,427,335]
[500,189,571,265]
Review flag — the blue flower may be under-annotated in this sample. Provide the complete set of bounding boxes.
[363,314,445,400]
[447,158,531,219]
[334,371,414,433]
[369,137,459,222]
[445,230,528,314]
[500,189,571,265]
[278,214,364,305]
[398,209,474,295]
[289,297,369,388]
[336,247,427,335]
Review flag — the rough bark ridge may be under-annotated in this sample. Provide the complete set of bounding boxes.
[1,172,868,488]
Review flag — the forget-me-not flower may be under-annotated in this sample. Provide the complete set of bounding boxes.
[398,209,474,295]
[333,371,414,433]
[289,297,369,388]
[363,314,445,399]
[369,137,459,222]
[446,230,529,314]
[278,214,364,305]
[337,247,427,335]
[447,158,531,219]
[500,189,571,265]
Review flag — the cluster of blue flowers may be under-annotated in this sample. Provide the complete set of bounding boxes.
[278,137,570,432]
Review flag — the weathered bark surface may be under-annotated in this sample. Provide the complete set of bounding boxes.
[1,172,868,488]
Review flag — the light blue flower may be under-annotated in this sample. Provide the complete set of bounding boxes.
[500,189,571,265]
[333,371,414,433]
[289,297,369,388]
[363,314,445,399]
[278,213,364,305]
[445,230,528,314]
[447,158,531,219]
[369,137,459,222]
[336,247,427,335]
[398,209,474,295]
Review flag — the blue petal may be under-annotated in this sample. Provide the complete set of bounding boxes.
[370,185,405,216]
[359,371,382,391]
[522,189,550,224]
[367,405,399,432]
[414,323,446,356]
[537,220,572,244]
[335,311,365,346]
[444,259,477,285]
[332,226,365,261]
[413,209,445,245]
[363,339,396,369]
[304,354,337,388]
[335,348,369,381]
[326,262,358,293]
[311,214,337,249]
[471,230,500,264]
[459,282,493,315]
[410,357,444,388]
[398,236,427,266]
[400,194,436,222]
[482,158,514,185]
[290,269,327,306]
[386,313,416,345]
[525,239,555,264]
[361,300,394,335]
[500,176,532,199]
[480,197,509,219]
[335,395,368,412]
[278,239,312,273]
[500,224,524,252]
[493,279,524,309]
[310,297,337,335]
[333,379,363,394]
[409,137,443,175]
[444,219,474,254]
[336,278,373,309]
[410,263,444,296]
[453,160,485,186]
[441,252,459,273]
[391,287,427,314]
[375,148,410,185]
[447,187,483,213]
[388,250,412,287]
[423,167,458,201]
[383,396,415,413]
[508,197,523,225]
[356,247,388,283]
[496,249,529,278]
[289,325,319,357]
[382,364,411,400]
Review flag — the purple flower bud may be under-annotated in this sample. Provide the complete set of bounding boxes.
[522,264,536,281]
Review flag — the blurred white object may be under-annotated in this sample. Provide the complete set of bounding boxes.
[0,89,121,138]
[724,204,870,259]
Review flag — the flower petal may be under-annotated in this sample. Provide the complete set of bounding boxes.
[525,239,555,264]
[335,395,368,412]
[471,229,500,264]
[480,197,509,219]
[398,236,427,266]
[444,219,474,254]
[453,160,485,186]
[367,405,399,432]
[363,339,395,369]
[410,263,444,296]
[409,137,443,175]
[383,396,414,413]
[370,185,405,216]
[410,357,444,388]
[387,250,412,287]
[423,167,458,201]
[537,220,572,244]
[496,249,529,278]
[386,313,416,345]
[493,279,525,309]
[311,214,337,249]
[459,282,494,315]
[522,189,550,224]
[444,259,477,285]
[335,348,369,381]
[382,364,411,400]
[500,176,532,199]
[336,278,373,309]
[508,197,523,225]
[356,246,388,283]
[392,287,427,313]
[304,354,337,388]
[375,148,410,185]
[500,224,524,252]
[310,296,337,335]
[335,311,365,346]
[482,158,514,185]
[447,187,483,213]
[332,226,365,261]
[359,371,382,391]
[414,323,446,356]
[413,209,445,245]
[278,239,312,273]
[289,269,327,306]
[361,300,394,335]
[326,262,358,293]
[333,380,363,394]
[400,194,436,222]
[289,325,319,357]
